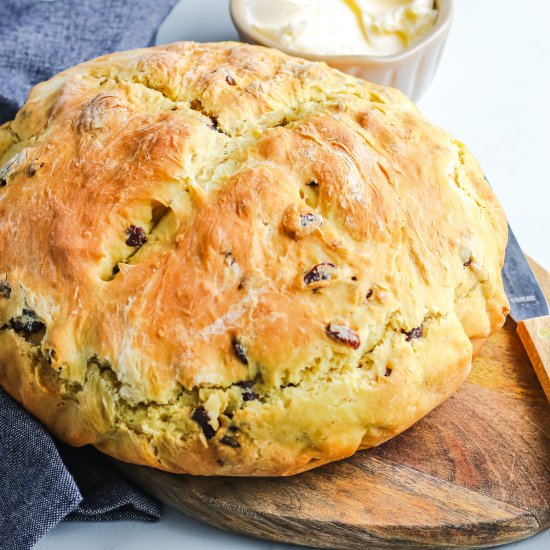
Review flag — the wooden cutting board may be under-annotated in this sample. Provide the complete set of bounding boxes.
[117,258,550,550]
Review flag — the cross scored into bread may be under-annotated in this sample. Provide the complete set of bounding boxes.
[0,42,508,476]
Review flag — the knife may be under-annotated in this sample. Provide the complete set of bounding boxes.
[502,225,550,402]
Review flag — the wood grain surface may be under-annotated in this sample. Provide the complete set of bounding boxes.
[116,259,550,550]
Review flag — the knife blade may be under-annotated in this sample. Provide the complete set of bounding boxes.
[502,225,549,322]
[502,224,550,403]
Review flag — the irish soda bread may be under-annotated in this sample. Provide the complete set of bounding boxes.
[0,42,508,476]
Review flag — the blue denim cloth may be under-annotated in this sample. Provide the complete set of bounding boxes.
[0,0,179,123]
[0,1,181,547]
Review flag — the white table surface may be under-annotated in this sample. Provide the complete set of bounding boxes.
[36,0,550,549]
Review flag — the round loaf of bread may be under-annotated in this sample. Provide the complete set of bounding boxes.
[0,42,508,476]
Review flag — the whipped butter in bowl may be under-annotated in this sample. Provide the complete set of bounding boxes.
[231,0,454,100]
[246,0,438,57]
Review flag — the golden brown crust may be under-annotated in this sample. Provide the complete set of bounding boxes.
[0,42,508,476]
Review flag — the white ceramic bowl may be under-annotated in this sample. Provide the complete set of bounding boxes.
[230,0,454,101]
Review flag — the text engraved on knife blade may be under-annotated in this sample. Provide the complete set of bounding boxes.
[509,295,538,304]
[502,224,549,322]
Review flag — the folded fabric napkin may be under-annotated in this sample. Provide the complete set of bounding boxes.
[0,0,179,123]
[0,0,180,548]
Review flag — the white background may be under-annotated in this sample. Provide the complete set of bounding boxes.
[36,0,550,549]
